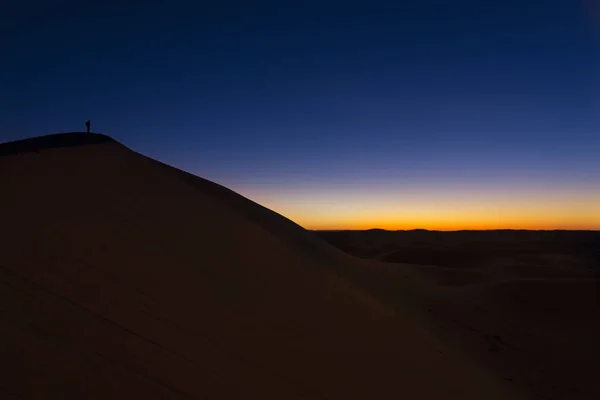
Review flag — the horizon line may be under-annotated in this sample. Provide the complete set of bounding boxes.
[310,228,600,232]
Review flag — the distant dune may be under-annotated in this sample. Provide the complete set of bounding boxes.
[1,133,594,399]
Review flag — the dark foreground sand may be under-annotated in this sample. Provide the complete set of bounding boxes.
[315,230,600,400]
[0,133,595,399]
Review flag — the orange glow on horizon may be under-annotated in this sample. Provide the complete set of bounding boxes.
[296,208,600,231]
[234,183,600,231]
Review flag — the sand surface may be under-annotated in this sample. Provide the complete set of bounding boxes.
[316,230,600,400]
[1,133,590,399]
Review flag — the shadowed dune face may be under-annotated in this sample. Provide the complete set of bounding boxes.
[0,134,517,399]
[316,230,600,400]
[381,248,486,268]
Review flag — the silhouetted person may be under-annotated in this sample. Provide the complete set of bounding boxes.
[85,120,91,133]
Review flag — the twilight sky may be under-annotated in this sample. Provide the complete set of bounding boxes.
[1,0,599,230]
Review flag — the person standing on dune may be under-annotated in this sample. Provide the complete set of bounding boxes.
[85,120,91,133]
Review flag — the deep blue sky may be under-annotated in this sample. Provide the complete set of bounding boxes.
[1,0,598,229]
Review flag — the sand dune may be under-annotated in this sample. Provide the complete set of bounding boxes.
[317,230,600,400]
[0,133,556,399]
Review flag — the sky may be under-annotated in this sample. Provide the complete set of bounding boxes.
[1,0,599,230]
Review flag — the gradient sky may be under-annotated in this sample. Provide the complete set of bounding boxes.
[2,0,599,230]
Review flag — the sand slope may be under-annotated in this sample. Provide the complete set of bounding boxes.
[316,230,600,400]
[0,133,520,399]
